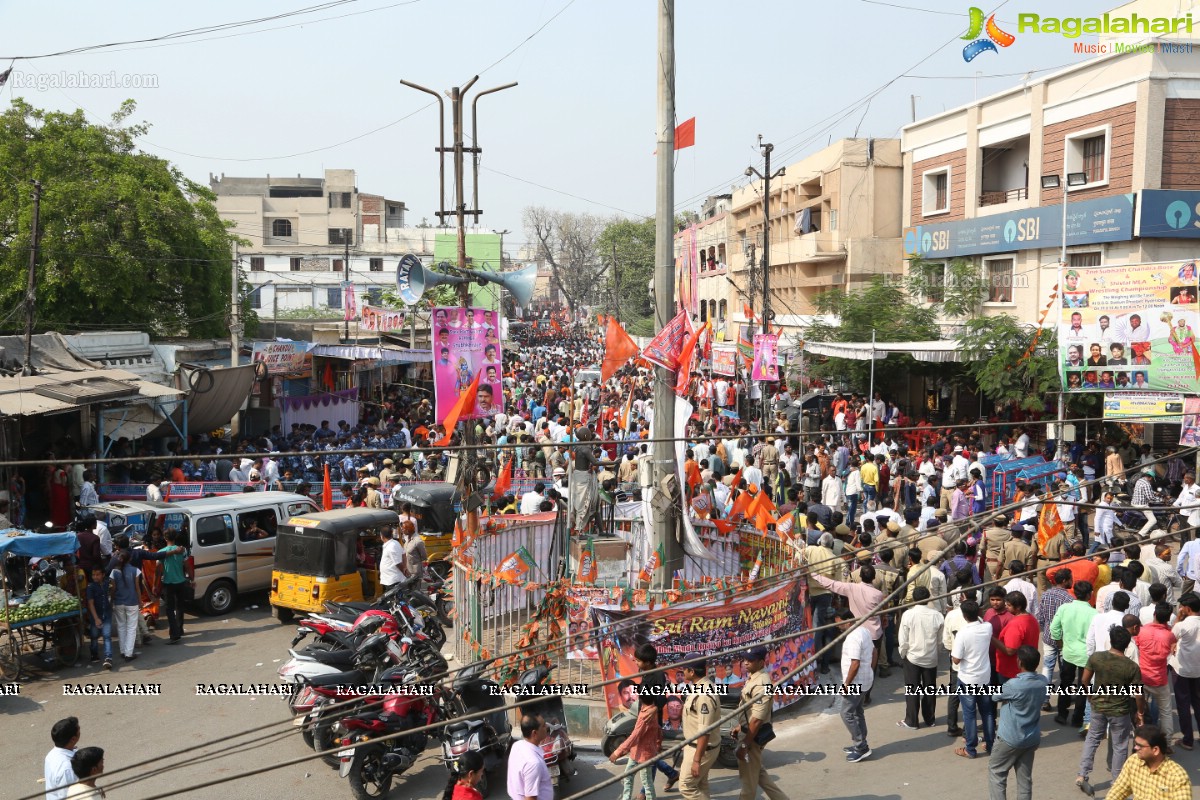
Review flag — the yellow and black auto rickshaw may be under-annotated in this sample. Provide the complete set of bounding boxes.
[387,482,459,581]
[269,507,399,620]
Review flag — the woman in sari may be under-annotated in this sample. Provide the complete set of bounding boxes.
[49,463,71,526]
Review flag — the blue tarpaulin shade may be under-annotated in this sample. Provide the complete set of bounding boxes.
[0,531,78,558]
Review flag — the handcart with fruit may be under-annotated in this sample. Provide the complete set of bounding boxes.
[0,530,84,680]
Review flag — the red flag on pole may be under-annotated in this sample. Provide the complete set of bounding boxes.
[322,463,333,511]
[435,371,482,447]
[550,318,563,334]
[601,318,641,382]
[674,322,708,396]
[492,456,513,500]
[674,117,696,150]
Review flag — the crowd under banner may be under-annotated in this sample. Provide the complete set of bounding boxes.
[593,579,813,717]
[431,306,503,421]
[1059,261,1200,394]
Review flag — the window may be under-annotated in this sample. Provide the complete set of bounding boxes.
[195,515,234,548]
[923,169,950,215]
[329,191,351,209]
[388,205,400,215]
[369,258,383,272]
[238,511,276,542]
[921,261,946,303]
[249,257,265,272]
[290,257,301,272]
[287,501,318,517]
[367,287,383,305]
[272,219,292,238]
[249,288,262,310]
[985,257,1014,303]
[327,287,342,309]
[328,228,352,245]
[1068,252,1102,268]
[1064,127,1110,188]
[333,258,344,273]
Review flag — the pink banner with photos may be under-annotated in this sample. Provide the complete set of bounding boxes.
[431,306,503,421]
[361,305,406,332]
[752,333,779,382]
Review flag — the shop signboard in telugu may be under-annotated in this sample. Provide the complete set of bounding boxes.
[1059,262,1200,394]
[1101,392,1184,421]
[903,193,1135,259]
[592,579,813,716]
[251,342,310,375]
[431,307,502,421]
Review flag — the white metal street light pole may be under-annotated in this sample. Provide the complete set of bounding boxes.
[1043,170,1087,462]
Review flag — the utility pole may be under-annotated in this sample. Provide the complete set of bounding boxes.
[23,180,42,376]
[229,242,241,369]
[343,238,351,340]
[745,139,784,431]
[610,242,622,324]
[653,0,681,586]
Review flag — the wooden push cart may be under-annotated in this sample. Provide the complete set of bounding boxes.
[0,530,85,681]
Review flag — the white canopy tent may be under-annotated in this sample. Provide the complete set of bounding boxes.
[800,339,975,363]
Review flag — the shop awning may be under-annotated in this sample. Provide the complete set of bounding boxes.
[0,369,183,418]
[802,340,974,363]
[311,345,432,363]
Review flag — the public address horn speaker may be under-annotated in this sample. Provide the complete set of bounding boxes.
[395,254,538,308]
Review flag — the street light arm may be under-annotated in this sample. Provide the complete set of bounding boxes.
[400,79,447,226]
[470,81,518,222]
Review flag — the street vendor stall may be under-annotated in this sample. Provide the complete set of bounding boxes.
[0,530,84,680]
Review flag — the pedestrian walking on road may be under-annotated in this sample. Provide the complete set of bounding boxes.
[1076,625,1146,796]
[679,658,722,800]
[1106,724,1192,800]
[609,644,663,800]
[45,716,80,800]
[733,647,787,800]
[835,609,874,762]
[988,646,1048,800]
[157,530,192,644]
[507,714,553,800]
[441,750,485,800]
[109,549,144,662]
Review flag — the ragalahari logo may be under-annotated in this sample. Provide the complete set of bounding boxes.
[962,6,1016,61]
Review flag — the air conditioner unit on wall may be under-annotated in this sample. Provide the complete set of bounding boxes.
[830,274,845,285]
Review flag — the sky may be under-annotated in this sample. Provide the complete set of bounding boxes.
[0,0,1145,254]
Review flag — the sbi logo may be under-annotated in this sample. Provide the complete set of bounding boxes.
[1003,220,1017,243]
[1166,200,1193,230]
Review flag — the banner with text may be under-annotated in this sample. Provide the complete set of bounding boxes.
[1181,398,1200,446]
[431,307,503,421]
[251,341,310,375]
[1059,261,1200,394]
[752,333,780,382]
[642,310,692,372]
[593,579,813,717]
[712,346,737,376]
[1102,392,1184,421]
[361,305,407,332]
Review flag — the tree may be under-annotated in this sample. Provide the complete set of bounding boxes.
[904,255,988,319]
[0,99,237,336]
[523,207,614,314]
[955,314,1060,412]
[803,276,941,390]
[596,217,655,330]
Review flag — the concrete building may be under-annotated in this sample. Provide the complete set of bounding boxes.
[901,40,1200,325]
[211,169,432,316]
[728,138,904,325]
[673,195,737,340]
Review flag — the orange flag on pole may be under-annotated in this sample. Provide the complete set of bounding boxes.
[492,456,514,500]
[601,318,641,382]
[435,371,482,448]
[1037,500,1064,557]
[674,321,708,396]
[674,117,696,150]
[322,463,333,511]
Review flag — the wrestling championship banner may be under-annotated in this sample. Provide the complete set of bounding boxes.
[592,579,813,718]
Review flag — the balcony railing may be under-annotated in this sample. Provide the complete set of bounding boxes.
[979,187,1028,207]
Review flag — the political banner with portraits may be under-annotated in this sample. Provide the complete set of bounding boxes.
[752,333,779,382]
[711,346,737,377]
[1059,261,1200,393]
[592,579,813,718]
[431,306,503,421]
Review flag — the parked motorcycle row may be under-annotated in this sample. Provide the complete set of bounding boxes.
[279,573,575,799]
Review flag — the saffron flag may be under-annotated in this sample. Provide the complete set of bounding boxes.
[551,318,563,334]
[1037,501,1065,557]
[435,371,482,448]
[775,511,795,541]
[638,543,665,584]
[451,517,464,549]
[642,310,692,372]
[674,117,696,150]
[748,551,764,582]
[322,463,333,511]
[619,392,634,431]
[496,546,536,584]
[577,537,598,584]
[492,456,513,500]
[601,318,641,382]
[674,321,708,396]
[729,487,754,522]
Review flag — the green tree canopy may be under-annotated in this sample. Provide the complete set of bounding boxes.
[955,314,1059,412]
[597,217,655,334]
[0,99,237,336]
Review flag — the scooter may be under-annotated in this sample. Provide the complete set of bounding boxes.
[601,687,741,770]
[440,659,513,797]
[322,576,449,648]
[279,615,397,684]
[512,664,576,789]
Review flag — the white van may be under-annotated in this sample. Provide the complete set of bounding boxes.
[89,491,319,615]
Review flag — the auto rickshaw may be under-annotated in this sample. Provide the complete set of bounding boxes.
[387,482,460,581]
[269,507,399,621]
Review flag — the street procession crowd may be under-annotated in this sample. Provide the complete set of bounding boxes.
[24,313,1200,800]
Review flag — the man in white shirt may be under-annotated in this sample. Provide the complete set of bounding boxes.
[146,481,165,502]
[950,600,996,757]
[898,586,944,730]
[509,714,554,800]
[1004,561,1038,609]
[378,529,405,593]
[1088,592,1132,657]
[45,716,80,800]
[519,483,546,515]
[836,608,875,762]
[821,468,844,510]
[742,457,763,491]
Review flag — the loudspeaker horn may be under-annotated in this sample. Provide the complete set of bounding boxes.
[395,254,470,305]
[460,263,539,308]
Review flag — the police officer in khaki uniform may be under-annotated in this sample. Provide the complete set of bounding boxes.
[363,476,383,508]
[980,513,1012,581]
[679,658,722,800]
[733,647,787,800]
[997,528,1035,580]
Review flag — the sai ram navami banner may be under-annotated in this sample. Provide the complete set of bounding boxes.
[1059,261,1200,394]
[431,307,503,421]
[592,579,813,718]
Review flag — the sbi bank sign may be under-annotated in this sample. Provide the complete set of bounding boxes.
[904,193,1135,258]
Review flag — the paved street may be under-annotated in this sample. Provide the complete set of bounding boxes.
[4,598,1200,799]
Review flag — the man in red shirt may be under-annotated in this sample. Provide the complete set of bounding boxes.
[983,587,1013,676]
[992,591,1040,683]
[1136,602,1178,742]
[1061,541,1099,597]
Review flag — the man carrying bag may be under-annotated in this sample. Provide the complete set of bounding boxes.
[732,647,786,800]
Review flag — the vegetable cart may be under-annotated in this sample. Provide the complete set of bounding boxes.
[0,530,85,680]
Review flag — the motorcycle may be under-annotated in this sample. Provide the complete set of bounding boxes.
[279,615,399,684]
[321,575,449,649]
[512,664,575,789]
[440,659,513,797]
[601,687,741,770]
[334,675,453,799]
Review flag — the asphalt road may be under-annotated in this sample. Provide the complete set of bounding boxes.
[4,596,1200,799]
